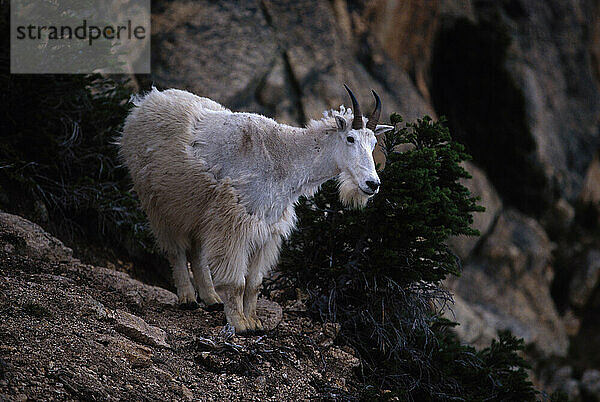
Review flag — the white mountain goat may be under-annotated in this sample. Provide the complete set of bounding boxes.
[119,85,393,334]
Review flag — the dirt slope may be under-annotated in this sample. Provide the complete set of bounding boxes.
[0,212,359,401]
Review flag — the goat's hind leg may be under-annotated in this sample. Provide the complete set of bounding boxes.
[167,247,198,309]
[188,244,223,311]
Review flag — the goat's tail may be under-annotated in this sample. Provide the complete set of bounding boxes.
[129,85,158,107]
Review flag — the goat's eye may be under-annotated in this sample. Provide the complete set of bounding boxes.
[346,136,355,144]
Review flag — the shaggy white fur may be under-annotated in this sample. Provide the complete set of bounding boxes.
[119,87,390,333]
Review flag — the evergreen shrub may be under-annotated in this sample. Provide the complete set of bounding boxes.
[280,114,536,400]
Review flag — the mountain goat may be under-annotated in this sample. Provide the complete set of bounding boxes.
[119,85,392,334]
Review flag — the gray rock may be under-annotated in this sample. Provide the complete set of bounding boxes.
[545,198,576,232]
[73,264,178,307]
[151,1,277,107]
[256,297,283,331]
[550,365,574,386]
[569,249,600,308]
[502,0,600,201]
[447,161,502,260]
[263,0,355,119]
[561,379,581,402]
[562,309,581,337]
[112,309,170,348]
[545,366,581,401]
[480,209,555,278]
[580,153,600,211]
[446,209,568,356]
[362,0,441,102]
[442,292,497,348]
[98,335,154,369]
[257,57,301,126]
[0,211,72,263]
[356,33,436,124]
[81,298,110,321]
[263,0,403,119]
[439,0,476,21]
[361,0,600,203]
[581,369,600,401]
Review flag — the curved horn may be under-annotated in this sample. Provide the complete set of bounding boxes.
[344,84,363,130]
[366,90,381,131]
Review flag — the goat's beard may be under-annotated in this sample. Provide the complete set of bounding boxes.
[337,171,371,209]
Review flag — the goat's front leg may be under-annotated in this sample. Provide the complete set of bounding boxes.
[167,248,198,309]
[209,246,251,334]
[216,282,248,333]
[244,237,281,332]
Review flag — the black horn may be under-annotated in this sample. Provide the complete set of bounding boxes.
[366,90,381,131]
[344,84,363,130]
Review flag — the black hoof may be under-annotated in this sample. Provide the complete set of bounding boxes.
[250,328,266,336]
[236,328,265,337]
[179,301,199,310]
[203,303,224,312]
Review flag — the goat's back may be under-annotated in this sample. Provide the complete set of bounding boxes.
[119,88,298,253]
[119,88,235,251]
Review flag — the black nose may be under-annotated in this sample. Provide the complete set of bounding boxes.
[366,180,380,192]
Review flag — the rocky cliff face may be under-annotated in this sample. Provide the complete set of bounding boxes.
[145,0,600,396]
[148,0,600,208]
[148,0,434,167]
[0,212,359,400]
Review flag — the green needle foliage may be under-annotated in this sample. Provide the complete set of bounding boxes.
[279,114,536,400]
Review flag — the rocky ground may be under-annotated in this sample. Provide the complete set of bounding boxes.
[0,212,360,401]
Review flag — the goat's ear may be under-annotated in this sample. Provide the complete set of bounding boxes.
[374,124,394,136]
[335,115,347,132]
